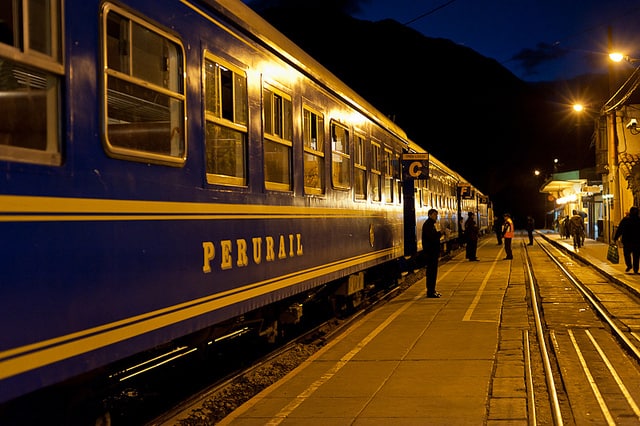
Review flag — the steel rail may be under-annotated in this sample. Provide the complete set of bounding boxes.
[523,243,564,426]
[537,242,640,361]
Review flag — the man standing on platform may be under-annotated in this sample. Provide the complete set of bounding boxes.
[465,212,479,261]
[614,206,640,273]
[526,216,535,245]
[422,208,442,298]
[502,213,514,260]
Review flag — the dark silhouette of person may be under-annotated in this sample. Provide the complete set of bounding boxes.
[614,206,640,274]
[422,208,442,298]
[493,215,503,245]
[526,216,535,245]
[569,210,585,249]
[465,212,479,261]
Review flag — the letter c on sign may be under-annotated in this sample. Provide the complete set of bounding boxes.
[409,161,423,178]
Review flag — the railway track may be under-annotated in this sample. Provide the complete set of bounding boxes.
[523,237,640,425]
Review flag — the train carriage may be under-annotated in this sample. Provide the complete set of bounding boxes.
[0,0,490,410]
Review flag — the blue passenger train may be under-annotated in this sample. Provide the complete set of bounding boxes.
[0,0,490,408]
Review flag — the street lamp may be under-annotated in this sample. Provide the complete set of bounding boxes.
[609,52,639,64]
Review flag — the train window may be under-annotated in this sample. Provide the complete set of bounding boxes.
[102,5,186,166]
[370,141,381,202]
[0,0,63,166]
[204,55,247,186]
[331,121,350,189]
[394,152,402,204]
[353,134,366,200]
[303,106,324,194]
[263,85,292,190]
[383,147,393,203]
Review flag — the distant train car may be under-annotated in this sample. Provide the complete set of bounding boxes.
[0,0,490,410]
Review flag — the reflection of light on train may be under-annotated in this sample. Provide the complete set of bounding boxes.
[0,0,491,412]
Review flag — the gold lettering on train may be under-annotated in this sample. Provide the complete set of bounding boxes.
[297,233,303,255]
[237,239,248,267]
[252,237,262,264]
[278,235,287,259]
[201,233,303,273]
[266,236,275,261]
[220,240,233,270]
[202,242,215,273]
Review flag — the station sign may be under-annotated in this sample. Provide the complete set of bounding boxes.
[459,184,474,199]
[402,153,429,180]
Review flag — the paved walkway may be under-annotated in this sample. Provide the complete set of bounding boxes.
[220,239,526,425]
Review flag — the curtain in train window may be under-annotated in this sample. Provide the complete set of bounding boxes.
[303,107,324,194]
[331,122,351,189]
[0,0,63,165]
[204,57,248,186]
[103,7,186,166]
[263,86,292,190]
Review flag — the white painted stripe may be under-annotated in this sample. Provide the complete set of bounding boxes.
[585,329,640,418]
[568,329,615,425]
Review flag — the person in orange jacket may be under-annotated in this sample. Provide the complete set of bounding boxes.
[502,213,514,260]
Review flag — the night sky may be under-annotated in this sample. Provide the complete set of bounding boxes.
[248,0,640,82]
[353,0,640,81]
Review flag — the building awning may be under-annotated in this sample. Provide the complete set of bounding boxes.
[540,178,587,194]
[539,171,587,194]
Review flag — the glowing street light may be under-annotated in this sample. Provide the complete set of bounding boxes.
[609,52,625,63]
[572,103,584,112]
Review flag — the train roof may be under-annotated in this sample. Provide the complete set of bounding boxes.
[198,0,409,144]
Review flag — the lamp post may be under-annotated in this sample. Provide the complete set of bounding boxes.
[602,28,624,242]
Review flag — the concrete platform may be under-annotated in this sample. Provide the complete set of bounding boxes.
[220,238,527,425]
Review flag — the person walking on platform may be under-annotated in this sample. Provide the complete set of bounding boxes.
[465,212,479,261]
[613,206,640,273]
[422,209,442,298]
[569,210,585,249]
[502,213,514,260]
[526,216,535,245]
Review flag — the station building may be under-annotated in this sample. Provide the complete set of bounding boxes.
[540,66,640,243]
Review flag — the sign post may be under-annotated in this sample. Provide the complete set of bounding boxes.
[402,153,429,256]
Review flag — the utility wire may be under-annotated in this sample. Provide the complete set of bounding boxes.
[403,0,457,26]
